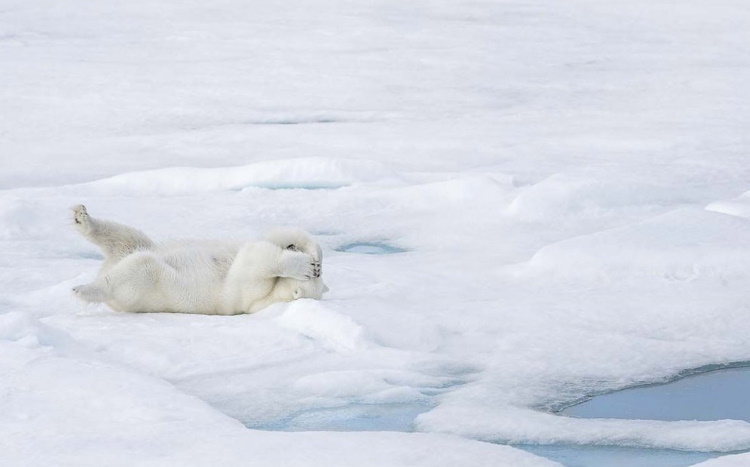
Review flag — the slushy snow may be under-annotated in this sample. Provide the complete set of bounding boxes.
[2,0,750,466]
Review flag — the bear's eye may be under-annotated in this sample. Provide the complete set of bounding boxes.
[286,244,299,251]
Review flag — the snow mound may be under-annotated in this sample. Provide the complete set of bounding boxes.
[416,405,750,453]
[4,311,556,467]
[0,311,44,347]
[522,209,750,281]
[276,300,370,352]
[391,174,516,209]
[0,198,52,240]
[69,158,397,196]
[707,189,750,219]
[164,431,563,467]
[507,171,688,222]
[695,452,750,466]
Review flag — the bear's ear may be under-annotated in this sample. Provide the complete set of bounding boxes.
[322,283,330,293]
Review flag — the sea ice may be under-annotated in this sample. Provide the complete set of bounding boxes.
[2,0,750,466]
[336,242,407,255]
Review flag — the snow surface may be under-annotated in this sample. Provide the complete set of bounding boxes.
[2,0,750,466]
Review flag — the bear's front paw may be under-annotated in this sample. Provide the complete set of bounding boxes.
[312,259,321,278]
[283,252,318,280]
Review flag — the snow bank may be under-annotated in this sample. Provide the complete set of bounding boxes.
[522,209,750,281]
[0,309,556,467]
[416,405,750,452]
[0,198,52,240]
[66,158,398,197]
[388,174,517,210]
[695,453,750,467]
[276,300,370,352]
[707,189,750,219]
[507,170,687,222]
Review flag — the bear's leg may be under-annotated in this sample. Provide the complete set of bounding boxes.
[72,282,111,303]
[232,242,320,282]
[74,252,176,312]
[265,227,323,262]
[222,242,320,313]
[106,252,174,305]
[72,204,155,261]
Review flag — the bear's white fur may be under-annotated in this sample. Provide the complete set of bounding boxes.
[71,205,328,314]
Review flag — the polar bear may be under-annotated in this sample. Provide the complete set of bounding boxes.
[70,205,328,314]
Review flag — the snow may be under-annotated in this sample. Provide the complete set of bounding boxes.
[2,0,750,466]
[708,189,750,219]
[522,208,750,281]
[698,454,750,467]
[276,300,370,352]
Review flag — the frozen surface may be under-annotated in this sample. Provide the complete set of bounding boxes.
[336,242,408,255]
[271,402,431,432]
[2,0,750,466]
[565,366,750,423]
[520,445,717,467]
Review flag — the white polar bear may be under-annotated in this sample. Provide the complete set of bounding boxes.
[71,205,328,314]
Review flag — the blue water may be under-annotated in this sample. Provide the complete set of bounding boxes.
[251,402,431,432]
[248,366,750,466]
[564,366,750,422]
[75,250,104,260]
[336,242,406,254]
[519,445,717,467]
[526,365,750,467]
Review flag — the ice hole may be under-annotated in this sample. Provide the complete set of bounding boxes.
[248,402,431,432]
[336,242,406,255]
[76,250,104,260]
[518,444,718,467]
[563,365,750,422]
[516,365,750,466]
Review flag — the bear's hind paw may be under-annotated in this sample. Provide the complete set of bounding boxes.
[72,283,109,303]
